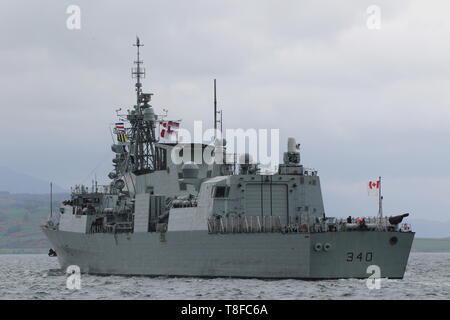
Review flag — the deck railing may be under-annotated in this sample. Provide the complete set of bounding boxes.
[207,216,407,234]
[208,216,282,234]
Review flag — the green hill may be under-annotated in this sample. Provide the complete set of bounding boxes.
[0,192,68,253]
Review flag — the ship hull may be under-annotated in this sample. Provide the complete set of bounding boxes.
[42,228,414,279]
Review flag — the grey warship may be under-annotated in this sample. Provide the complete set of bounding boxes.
[42,39,414,279]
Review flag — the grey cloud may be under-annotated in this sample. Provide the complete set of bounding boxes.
[0,0,449,221]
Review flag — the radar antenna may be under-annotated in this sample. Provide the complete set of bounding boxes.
[125,37,159,175]
[132,37,146,107]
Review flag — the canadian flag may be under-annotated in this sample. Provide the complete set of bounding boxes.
[368,180,380,196]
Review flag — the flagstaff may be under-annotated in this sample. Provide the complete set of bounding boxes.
[50,182,52,218]
[378,176,383,219]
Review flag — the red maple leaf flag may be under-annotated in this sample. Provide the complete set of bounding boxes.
[368,180,380,196]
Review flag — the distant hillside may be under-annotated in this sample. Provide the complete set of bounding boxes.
[0,166,67,194]
[0,192,69,251]
[409,218,450,238]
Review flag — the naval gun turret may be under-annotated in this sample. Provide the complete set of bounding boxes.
[389,213,410,225]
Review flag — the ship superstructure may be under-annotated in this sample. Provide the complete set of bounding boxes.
[42,39,414,279]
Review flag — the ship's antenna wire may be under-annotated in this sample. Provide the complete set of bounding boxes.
[214,79,217,139]
[80,151,112,185]
[219,109,223,135]
[109,125,115,143]
[378,176,383,227]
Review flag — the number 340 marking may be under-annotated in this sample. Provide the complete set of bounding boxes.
[346,252,373,262]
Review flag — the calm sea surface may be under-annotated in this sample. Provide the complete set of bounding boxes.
[0,252,449,299]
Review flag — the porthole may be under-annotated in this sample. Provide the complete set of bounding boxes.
[389,236,398,245]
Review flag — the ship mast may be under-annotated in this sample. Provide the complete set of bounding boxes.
[133,37,144,107]
[214,79,217,139]
[378,175,383,225]
[213,79,223,139]
[128,37,157,175]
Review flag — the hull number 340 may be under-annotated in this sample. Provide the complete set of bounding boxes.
[346,252,373,262]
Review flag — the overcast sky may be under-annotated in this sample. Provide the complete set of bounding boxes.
[1,0,450,221]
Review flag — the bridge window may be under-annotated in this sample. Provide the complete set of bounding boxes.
[214,186,230,198]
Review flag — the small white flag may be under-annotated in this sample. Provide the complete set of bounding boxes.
[368,180,380,196]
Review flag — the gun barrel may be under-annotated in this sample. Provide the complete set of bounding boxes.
[388,213,410,225]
